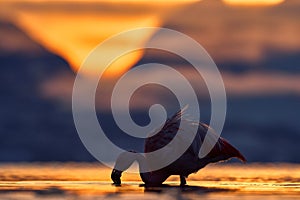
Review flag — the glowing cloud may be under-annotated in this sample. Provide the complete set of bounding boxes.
[223,0,285,6]
[1,0,197,77]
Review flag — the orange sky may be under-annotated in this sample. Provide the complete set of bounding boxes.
[0,0,288,77]
[223,0,285,6]
[1,1,197,77]
[1,0,299,110]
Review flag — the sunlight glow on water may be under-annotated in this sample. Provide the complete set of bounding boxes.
[0,163,299,199]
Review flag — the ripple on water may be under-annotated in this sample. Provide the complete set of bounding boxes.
[0,163,299,199]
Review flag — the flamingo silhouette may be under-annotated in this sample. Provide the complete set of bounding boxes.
[111,107,246,186]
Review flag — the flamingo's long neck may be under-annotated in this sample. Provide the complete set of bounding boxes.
[113,151,152,183]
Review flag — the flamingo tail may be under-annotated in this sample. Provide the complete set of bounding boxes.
[219,138,247,163]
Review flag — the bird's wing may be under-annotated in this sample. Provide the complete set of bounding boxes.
[185,122,219,158]
[144,107,187,153]
[145,105,206,158]
[144,107,246,163]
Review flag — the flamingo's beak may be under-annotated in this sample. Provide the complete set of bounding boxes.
[111,169,122,185]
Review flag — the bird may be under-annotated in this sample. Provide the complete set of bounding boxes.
[111,107,246,186]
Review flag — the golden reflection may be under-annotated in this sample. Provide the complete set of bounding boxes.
[0,163,300,196]
[223,0,285,6]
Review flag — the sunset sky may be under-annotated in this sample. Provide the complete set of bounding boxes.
[2,0,298,94]
[1,0,294,78]
[2,0,298,103]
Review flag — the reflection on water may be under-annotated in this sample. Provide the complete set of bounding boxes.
[0,163,299,199]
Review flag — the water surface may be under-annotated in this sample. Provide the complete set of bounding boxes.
[0,163,299,199]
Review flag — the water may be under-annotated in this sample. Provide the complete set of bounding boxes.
[0,163,299,199]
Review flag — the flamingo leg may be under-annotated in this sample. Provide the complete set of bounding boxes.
[180,175,186,186]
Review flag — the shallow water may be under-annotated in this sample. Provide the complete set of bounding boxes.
[0,163,299,199]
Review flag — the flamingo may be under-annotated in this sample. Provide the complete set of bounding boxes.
[111,107,246,186]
